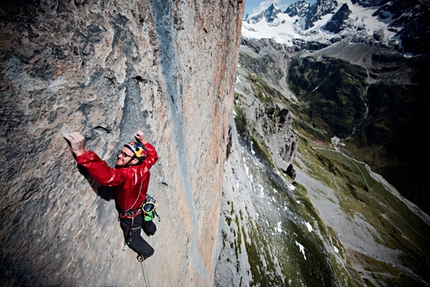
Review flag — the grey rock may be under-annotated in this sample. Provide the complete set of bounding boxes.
[0,0,244,286]
[322,3,352,34]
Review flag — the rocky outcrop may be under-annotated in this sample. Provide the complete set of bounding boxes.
[254,103,298,166]
[284,0,311,17]
[300,0,338,30]
[322,3,351,34]
[0,0,244,286]
[374,0,430,54]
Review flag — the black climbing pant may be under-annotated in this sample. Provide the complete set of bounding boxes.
[120,213,156,259]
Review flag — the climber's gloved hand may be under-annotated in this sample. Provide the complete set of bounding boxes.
[63,132,86,157]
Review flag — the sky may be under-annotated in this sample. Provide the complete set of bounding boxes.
[244,0,314,17]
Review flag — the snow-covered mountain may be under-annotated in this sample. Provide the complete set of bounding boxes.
[243,0,430,55]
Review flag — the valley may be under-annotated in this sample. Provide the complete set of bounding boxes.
[215,0,430,282]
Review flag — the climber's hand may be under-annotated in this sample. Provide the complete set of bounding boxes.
[63,132,86,157]
[134,130,148,144]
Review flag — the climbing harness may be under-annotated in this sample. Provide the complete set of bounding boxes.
[120,193,160,245]
[119,208,142,218]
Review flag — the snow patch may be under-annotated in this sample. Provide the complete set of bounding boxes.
[275,221,283,233]
[295,241,307,260]
[304,221,313,232]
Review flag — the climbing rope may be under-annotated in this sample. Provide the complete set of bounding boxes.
[140,260,151,287]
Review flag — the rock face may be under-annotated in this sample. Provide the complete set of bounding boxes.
[322,3,351,34]
[0,0,244,286]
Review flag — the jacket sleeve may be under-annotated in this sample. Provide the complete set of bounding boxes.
[76,150,127,187]
[143,142,158,168]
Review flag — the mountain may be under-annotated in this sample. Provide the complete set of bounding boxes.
[285,1,311,17]
[215,37,430,286]
[241,0,430,218]
[321,3,351,33]
[246,3,283,26]
[243,0,430,55]
[215,0,430,286]
[373,0,430,54]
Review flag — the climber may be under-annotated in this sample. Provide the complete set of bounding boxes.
[63,130,158,262]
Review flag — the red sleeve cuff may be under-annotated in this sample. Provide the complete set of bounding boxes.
[76,150,99,165]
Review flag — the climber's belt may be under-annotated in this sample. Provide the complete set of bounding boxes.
[119,208,142,219]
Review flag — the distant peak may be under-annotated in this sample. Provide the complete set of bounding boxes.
[246,2,282,25]
[268,3,280,10]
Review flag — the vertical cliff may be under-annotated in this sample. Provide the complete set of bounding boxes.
[0,0,244,286]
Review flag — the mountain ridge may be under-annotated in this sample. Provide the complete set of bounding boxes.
[243,0,430,55]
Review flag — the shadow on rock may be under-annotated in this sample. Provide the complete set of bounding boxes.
[77,165,114,201]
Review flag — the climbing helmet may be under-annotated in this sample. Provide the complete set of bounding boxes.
[124,141,147,162]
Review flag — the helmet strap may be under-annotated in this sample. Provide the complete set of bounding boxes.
[124,155,137,167]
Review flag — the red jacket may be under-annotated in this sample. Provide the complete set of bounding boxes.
[76,143,158,213]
